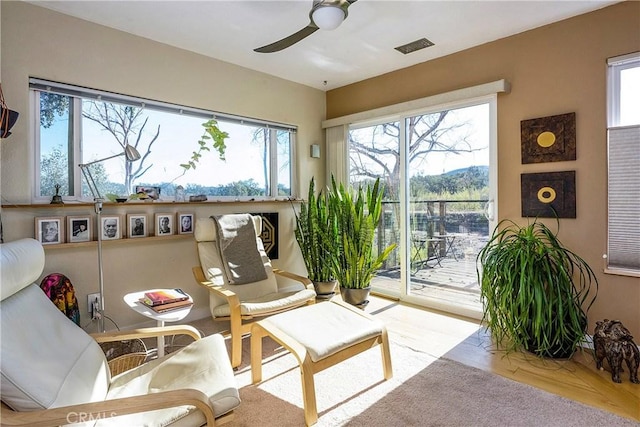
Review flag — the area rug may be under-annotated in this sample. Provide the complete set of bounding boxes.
[230,337,637,426]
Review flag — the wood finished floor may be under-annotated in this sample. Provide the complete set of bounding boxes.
[185,294,639,423]
[364,295,640,423]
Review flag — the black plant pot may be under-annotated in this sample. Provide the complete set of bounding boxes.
[525,340,576,359]
[524,312,587,359]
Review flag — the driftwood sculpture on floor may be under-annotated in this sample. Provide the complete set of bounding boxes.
[594,319,640,384]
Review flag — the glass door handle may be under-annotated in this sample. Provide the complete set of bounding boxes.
[484,199,495,221]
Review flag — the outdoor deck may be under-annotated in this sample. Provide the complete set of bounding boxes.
[372,246,481,310]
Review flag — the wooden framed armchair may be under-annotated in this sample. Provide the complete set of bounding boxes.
[0,238,240,426]
[193,214,316,368]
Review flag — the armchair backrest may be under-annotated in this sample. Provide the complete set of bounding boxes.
[194,215,279,311]
[0,239,110,412]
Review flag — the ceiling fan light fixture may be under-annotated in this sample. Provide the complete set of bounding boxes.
[312,5,345,30]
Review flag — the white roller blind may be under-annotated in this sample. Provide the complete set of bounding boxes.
[607,125,640,271]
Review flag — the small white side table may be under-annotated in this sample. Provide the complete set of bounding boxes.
[123,289,193,357]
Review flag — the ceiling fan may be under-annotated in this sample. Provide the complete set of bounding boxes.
[254,0,358,53]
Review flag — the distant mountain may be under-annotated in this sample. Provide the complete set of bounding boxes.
[442,165,489,176]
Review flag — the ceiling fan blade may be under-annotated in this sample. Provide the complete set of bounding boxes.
[254,23,319,53]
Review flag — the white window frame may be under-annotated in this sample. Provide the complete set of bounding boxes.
[605,52,640,277]
[322,80,507,319]
[30,78,297,203]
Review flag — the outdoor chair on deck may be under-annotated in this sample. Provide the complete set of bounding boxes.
[192,214,316,368]
[1,238,240,426]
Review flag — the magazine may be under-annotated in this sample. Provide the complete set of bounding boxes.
[140,298,193,313]
[142,288,188,306]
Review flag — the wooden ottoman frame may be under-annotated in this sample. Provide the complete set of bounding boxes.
[250,299,393,426]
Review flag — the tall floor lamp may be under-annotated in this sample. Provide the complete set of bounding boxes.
[79,144,141,332]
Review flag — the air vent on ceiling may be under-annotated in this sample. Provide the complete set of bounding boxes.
[394,38,435,55]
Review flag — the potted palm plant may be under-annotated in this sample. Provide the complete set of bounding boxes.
[326,176,396,307]
[294,177,339,298]
[477,218,598,358]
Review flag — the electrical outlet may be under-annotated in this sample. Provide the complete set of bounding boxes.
[88,293,101,314]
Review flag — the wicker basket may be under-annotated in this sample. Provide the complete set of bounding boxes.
[99,339,149,376]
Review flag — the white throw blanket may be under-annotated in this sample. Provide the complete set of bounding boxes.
[212,214,268,285]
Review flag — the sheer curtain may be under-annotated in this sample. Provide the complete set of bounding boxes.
[324,124,348,187]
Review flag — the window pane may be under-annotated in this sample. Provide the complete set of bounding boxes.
[39,93,73,197]
[277,130,292,196]
[81,100,166,197]
[349,121,401,290]
[80,100,289,199]
[407,104,488,309]
[620,66,640,126]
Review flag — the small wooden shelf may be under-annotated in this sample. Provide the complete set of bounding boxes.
[43,234,191,250]
[2,199,300,209]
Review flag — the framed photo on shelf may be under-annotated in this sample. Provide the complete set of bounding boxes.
[100,215,122,240]
[35,217,64,245]
[127,214,147,238]
[155,213,173,236]
[177,212,194,234]
[67,216,91,243]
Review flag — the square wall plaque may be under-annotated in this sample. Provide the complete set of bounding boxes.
[521,112,576,164]
[521,171,576,218]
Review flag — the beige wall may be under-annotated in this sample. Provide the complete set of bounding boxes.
[0,2,325,329]
[327,1,640,336]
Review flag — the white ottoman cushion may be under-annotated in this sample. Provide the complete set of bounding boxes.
[261,301,384,362]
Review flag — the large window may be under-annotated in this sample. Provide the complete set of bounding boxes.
[32,79,295,202]
[348,98,496,317]
[606,53,640,274]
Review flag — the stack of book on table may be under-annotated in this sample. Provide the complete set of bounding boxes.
[140,289,193,313]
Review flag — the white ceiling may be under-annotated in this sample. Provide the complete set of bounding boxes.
[29,0,617,91]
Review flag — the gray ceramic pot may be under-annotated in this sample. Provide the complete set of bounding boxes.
[339,286,371,308]
[313,279,338,296]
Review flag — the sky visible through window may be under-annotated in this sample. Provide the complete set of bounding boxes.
[349,103,489,179]
[411,103,489,177]
[41,107,279,192]
[620,66,640,126]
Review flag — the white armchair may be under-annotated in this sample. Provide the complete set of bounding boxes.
[193,214,316,368]
[0,238,240,426]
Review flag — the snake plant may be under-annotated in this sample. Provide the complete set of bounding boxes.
[294,177,337,282]
[477,219,598,358]
[326,176,396,289]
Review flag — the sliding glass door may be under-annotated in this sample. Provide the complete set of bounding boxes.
[348,98,496,317]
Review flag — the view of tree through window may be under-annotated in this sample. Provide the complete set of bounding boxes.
[36,87,293,201]
[349,105,490,265]
[349,101,491,311]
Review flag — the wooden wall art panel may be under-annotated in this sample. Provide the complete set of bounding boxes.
[521,171,576,218]
[521,112,576,164]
